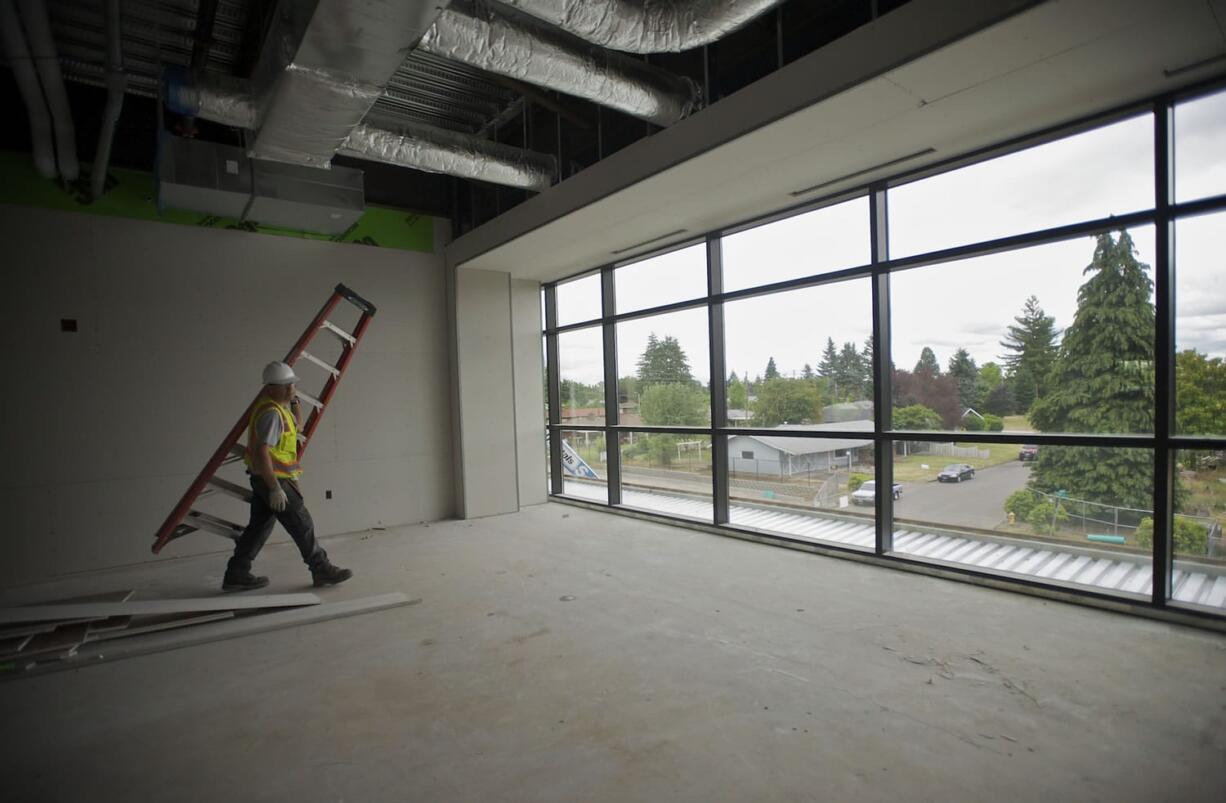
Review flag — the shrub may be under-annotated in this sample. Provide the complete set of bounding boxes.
[962,414,985,431]
[1027,500,1069,534]
[1134,516,1209,555]
[1004,489,1038,521]
[983,414,1004,432]
[848,472,872,493]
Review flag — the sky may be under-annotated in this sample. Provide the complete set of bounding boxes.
[553,91,1226,388]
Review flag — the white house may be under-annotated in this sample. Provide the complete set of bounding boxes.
[728,420,874,478]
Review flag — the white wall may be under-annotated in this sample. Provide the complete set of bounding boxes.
[0,206,454,587]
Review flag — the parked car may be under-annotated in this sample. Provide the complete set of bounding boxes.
[851,480,903,505]
[937,463,976,482]
[1019,444,1039,461]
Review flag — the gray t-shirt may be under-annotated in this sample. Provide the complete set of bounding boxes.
[253,407,285,446]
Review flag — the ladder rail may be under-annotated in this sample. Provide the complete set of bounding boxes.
[299,310,375,453]
[151,285,375,554]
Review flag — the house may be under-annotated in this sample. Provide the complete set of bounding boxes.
[728,420,874,477]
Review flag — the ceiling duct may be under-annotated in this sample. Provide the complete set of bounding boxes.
[341,118,556,192]
[498,0,786,53]
[246,0,448,167]
[419,0,702,126]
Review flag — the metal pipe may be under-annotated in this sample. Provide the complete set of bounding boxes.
[91,0,126,201]
[498,0,786,53]
[0,0,55,177]
[420,0,702,127]
[18,0,79,181]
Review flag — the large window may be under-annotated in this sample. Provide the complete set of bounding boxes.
[542,85,1226,624]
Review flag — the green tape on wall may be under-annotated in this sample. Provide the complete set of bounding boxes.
[0,150,435,253]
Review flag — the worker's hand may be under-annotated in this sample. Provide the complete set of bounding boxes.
[267,484,288,512]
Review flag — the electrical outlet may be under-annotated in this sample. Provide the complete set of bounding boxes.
[325,490,332,499]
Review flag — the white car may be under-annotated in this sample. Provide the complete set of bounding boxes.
[851,480,902,506]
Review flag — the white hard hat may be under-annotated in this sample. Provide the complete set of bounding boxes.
[262,361,299,385]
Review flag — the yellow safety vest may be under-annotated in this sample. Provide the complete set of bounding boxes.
[244,396,303,479]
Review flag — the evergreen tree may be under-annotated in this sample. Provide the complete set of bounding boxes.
[636,334,693,389]
[984,381,1015,417]
[1029,231,1155,510]
[861,337,874,375]
[818,337,838,378]
[915,347,941,376]
[765,357,780,380]
[947,348,981,411]
[999,295,1059,413]
[802,363,814,380]
[835,341,867,401]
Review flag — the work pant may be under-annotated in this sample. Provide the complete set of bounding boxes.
[227,476,327,576]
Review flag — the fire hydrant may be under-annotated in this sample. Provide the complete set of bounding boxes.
[1008,511,1016,525]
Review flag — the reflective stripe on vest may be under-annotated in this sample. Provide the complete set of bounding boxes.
[243,396,303,479]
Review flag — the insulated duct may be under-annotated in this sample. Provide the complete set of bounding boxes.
[419,0,702,127]
[247,0,447,167]
[498,0,786,53]
[91,0,125,201]
[17,0,78,181]
[0,0,55,177]
[164,75,558,191]
[341,119,556,192]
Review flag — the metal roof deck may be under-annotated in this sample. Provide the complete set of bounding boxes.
[561,481,1226,612]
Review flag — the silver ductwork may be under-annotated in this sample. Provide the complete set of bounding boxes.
[167,78,558,191]
[0,0,55,177]
[246,0,447,167]
[18,0,79,181]
[419,0,702,127]
[90,0,125,201]
[341,119,556,192]
[499,0,786,53]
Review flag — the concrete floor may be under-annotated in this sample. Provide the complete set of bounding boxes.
[2,502,1224,803]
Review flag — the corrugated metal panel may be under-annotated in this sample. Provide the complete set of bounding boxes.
[561,480,1226,611]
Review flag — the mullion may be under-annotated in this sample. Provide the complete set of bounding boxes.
[602,267,622,506]
[545,284,563,494]
[708,233,730,524]
[870,184,894,554]
[1152,99,1176,606]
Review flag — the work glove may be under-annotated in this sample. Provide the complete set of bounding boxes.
[267,484,288,513]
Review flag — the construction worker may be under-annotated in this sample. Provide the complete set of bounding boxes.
[222,361,352,591]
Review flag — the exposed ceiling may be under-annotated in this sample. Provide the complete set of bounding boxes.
[1,0,918,228]
[447,0,1226,281]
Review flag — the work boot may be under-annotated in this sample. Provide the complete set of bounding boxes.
[222,572,270,592]
[311,563,353,587]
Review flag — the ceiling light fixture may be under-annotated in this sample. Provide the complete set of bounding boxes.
[788,147,937,197]
[610,228,688,255]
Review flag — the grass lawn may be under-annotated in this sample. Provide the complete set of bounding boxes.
[1002,415,1034,432]
[894,441,1022,484]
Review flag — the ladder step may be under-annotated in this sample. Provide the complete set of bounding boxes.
[320,320,356,346]
[207,476,254,504]
[298,350,340,378]
[185,510,246,540]
[296,390,324,410]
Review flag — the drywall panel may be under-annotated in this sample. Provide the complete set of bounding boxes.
[453,268,519,518]
[0,206,453,586]
[510,278,547,507]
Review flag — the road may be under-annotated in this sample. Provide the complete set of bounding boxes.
[896,459,1032,529]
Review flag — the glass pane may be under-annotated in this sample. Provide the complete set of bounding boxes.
[1175,89,1226,203]
[615,244,706,314]
[889,115,1154,258]
[724,278,872,428]
[727,435,875,551]
[1175,213,1226,438]
[1171,449,1226,613]
[558,326,605,425]
[559,429,606,503]
[617,308,711,427]
[556,272,602,326]
[722,197,870,293]
[618,432,712,521]
[891,227,1156,435]
[892,444,1154,599]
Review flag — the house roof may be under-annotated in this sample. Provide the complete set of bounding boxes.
[732,420,874,456]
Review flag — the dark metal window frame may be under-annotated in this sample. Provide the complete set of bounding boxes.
[543,76,1226,625]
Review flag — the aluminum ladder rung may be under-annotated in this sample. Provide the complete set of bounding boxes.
[319,320,356,346]
[296,390,324,410]
[298,350,340,378]
[207,476,254,504]
[185,510,245,540]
